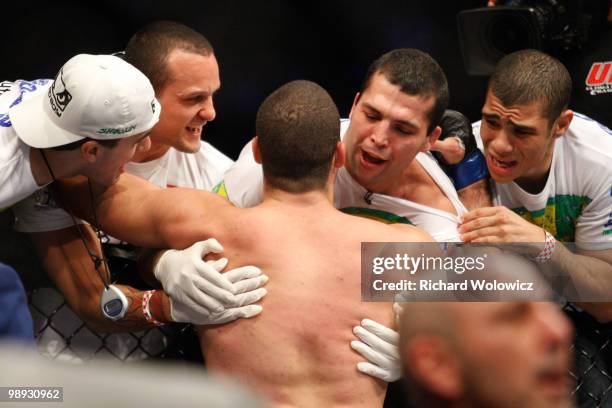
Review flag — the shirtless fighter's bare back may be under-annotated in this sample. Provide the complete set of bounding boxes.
[58,80,432,407]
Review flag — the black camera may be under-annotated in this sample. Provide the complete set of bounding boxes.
[457,0,591,75]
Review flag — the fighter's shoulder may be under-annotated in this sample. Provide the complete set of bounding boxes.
[386,223,435,242]
[346,213,434,243]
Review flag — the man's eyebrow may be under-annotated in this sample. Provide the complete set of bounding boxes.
[394,119,419,130]
[180,90,209,97]
[482,112,537,133]
[482,112,499,120]
[179,86,221,98]
[362,102,381,115]
[362,102,419,129]
[509,121,537,132]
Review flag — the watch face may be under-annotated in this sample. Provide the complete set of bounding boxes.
[100,285,128,320]
[103,299,124,317]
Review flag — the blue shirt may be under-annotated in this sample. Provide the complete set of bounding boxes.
[0,262,34,342]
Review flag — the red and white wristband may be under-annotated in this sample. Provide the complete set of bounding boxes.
[142,290,165,326]
[532,230,556,264]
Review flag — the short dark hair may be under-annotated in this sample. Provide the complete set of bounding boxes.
[125,21,214,91]
[256,80,340,193]
[361,49,449,134]
[489,49,572,123]
[50,137,119,151]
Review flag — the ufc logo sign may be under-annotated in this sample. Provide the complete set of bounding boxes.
[586,62,612,86]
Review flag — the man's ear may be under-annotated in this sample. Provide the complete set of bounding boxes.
[348,92,361,119]
[333,141,346,169]
[80,140,100,163]
[421,126,442,152]
[252,136,262,164]
[552,109,573,139]
[407,336,464,401]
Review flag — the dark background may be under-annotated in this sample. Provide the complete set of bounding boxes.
[1,0,491,159]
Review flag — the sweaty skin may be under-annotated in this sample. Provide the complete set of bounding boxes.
[198,193,430,407]
[56,172,432,407]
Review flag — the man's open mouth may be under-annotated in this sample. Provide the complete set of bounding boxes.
[487,154,518,173]
[361,149,387,165]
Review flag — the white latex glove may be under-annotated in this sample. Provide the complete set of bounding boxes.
[154,238,268,325]
[351,318,401,382]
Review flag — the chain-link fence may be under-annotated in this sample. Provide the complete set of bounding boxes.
[565,303,612,408]
[25,245,204,365]
[28,286,202,363]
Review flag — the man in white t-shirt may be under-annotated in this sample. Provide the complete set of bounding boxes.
[459,50,612,322]
[11,22,267,346]
[357,49,612,396]
[122,21,234,192]
[0,53,158,344]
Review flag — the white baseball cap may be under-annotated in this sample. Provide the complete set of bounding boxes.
[9,54,161,149]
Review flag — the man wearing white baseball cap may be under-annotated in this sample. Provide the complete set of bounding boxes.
[0,53,158,342]
[0,53,160,210]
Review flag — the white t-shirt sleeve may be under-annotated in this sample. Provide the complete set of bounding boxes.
[568,115,612,250]
[214,141,264,208]
[0,80,51,210]
[12,187,82,233]
[575,182,612,251]
[0,140,39,211]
